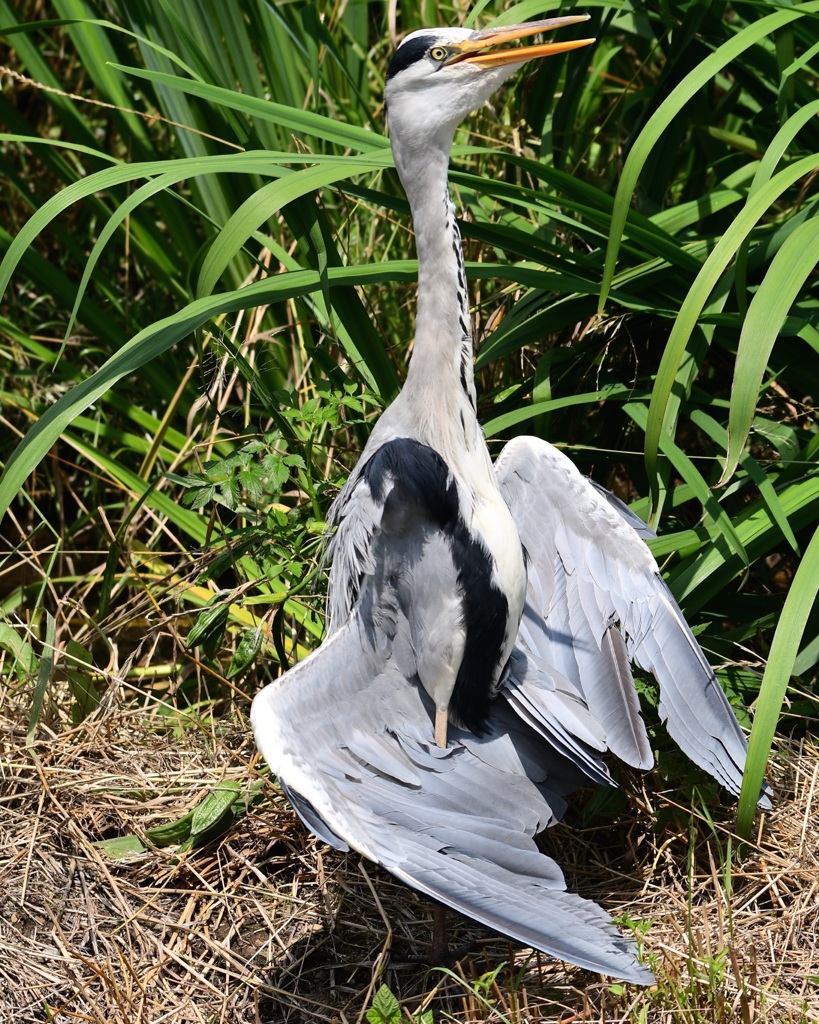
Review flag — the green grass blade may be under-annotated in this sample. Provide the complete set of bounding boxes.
[196,154,392,297]
[625,402,748,567]
[735,99,819,309]
[0,261,419,522]
[691,409,800,556]
[67,435,207,543]
[751,99,819,196]
[667,475,819,612]
[737,523,819,836]
[483,383,634,435]
[643,153,819,509]
[27,611,56,745]
[109,63,390,152]
[599,1,819,311]
[723,217,819,482]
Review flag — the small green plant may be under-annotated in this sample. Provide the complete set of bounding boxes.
[432,965,515,1023]
[95,778,263,858]
[173,434,305,515]
[365,984,432,1024]
[366,985,401,1024]
[612,912,657,978]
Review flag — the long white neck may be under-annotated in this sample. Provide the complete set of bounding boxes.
[395,140,478,416]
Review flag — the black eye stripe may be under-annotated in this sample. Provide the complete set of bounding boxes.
[386,34,439,81]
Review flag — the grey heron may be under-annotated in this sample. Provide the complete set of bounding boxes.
[251,16,770,984]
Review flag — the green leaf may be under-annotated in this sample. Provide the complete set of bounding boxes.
[94,835,147,859]
[366,985,402,1024]
[600,1,819,309]
[196,154,391,297]
[227,627,263,679]
[190,779,241,839]
[643,154,819,508]
[737,524,819,836]
[65,639,100,724]
[185,593,231,658]
[723,218,819,482]
[483,383,635,436]
[667,474,819,613]
[690,410,799,556]
[27,611,55,745]
[145,809,196,847]
[0,622,37,679]
[659,453,747,569]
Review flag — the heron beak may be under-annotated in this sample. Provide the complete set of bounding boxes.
[451,14,593,68]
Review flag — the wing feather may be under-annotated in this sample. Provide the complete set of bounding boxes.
[252,437,654,982]
[495,435,770,805]
[251,608,652,983]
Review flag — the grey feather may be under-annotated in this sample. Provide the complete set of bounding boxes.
[252,600,652,983]
[495,435,771,806]
[587,479,656,540]
[280,781,350,852]
[502,648,614,787]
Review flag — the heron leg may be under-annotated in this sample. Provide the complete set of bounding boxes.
[434,707,448,748]
[431,903,449,963]
[402,901,478,966]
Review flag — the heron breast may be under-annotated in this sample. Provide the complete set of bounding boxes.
[470,489,527,627]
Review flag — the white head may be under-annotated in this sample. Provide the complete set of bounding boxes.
[384,16,593,181]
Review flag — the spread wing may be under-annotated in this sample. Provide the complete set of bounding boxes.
[495,435,771,807]
[252,612,652,984]
[251,436,654,984]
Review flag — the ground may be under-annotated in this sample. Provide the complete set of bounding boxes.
[2,676,817,1024]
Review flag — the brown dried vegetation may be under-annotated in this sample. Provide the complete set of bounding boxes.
[2,668,817,1024]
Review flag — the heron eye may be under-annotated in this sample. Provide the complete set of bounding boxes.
[429,46,448,62]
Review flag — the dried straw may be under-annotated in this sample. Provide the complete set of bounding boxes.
[2,673,817,1024]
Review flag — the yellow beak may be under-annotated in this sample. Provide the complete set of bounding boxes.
[451,14,593,68]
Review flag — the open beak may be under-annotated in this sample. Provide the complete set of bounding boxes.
[450,14,593,68]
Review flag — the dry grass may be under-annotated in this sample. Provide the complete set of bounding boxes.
[2,668,818,1024]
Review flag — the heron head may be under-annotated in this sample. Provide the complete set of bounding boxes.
[384,16,593,162]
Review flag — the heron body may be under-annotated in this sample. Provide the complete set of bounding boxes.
[325,217,527,736]
[252,17,769,984]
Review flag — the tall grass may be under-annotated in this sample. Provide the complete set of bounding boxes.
[1,0,818,833]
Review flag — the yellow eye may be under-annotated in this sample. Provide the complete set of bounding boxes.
[429,46,448,62]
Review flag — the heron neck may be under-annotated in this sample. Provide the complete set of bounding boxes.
[399,146,477,412]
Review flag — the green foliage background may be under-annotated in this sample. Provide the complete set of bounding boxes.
[1,0,818,831]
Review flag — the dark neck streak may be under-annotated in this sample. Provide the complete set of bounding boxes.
[447,202,476,408]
